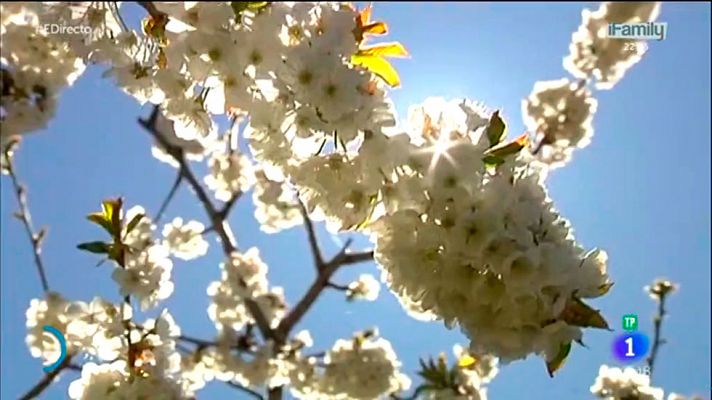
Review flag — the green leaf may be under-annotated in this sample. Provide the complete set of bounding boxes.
[560,297,610,330]
[485,110,506,146]
[546,341,572,377]
[125,213,145,235]
[77,241,111,254]
[87,212,113,235]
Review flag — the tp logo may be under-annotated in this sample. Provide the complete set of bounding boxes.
[42,325,67,372]
[612,313,650,363]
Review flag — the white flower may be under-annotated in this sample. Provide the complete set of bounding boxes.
[590,365,664,400]
[522,78,597,169]
[317,332,411,399]
[205,151,256,202]
[253,169,303,234]
[346,274,381,301]
[162,217,209,260]
[26,292,75,363]
[111,244,174,310]
[122,206,155,252]
[208,248,276,331]
[68,359,190,400]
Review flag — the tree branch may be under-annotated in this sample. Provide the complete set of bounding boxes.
[273,240,374,344]
[138,107,274,341]
[4,147,50,293]
[18,355,74,400]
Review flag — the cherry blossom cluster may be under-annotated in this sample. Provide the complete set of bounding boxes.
[524,2,661,168]
[367,98,611,363]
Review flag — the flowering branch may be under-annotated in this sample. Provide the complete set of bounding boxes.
[645,280,676,379]
[3,145,50,293]
[138,106,275,341]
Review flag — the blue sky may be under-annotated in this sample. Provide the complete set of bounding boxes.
[1,2,710,399]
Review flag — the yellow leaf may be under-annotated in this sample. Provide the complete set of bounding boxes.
[351,54,401,87]
[458,354,477,369]
[358,42,409,58]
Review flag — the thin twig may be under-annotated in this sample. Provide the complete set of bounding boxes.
[646,293,669,379]
[226,381,265,400]
[297,199,324,269]
[155,171,183,224]
[138,106,273,341]
[4,148,50,293]
[18,355,74,400]
[326,282,349,291]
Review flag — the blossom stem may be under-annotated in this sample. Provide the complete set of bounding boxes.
[138,106,274,341]
[4,147,50,293]
[646,291,669,379]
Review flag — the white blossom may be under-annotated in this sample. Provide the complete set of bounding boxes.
[346,274,381,301]
[111,244,174,310]
[205,151,256,202]
[564,2,662,90]
[162,217,209,260]
[522,78,598,168]
[590,365,664,400]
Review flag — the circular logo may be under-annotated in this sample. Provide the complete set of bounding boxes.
[612,332,650,363]
[42,325,67,372]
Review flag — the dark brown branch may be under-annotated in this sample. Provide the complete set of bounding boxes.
[138,107,273,341]
[226,381,264,400]
[4,147,50,293]
[18,355,74,400]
